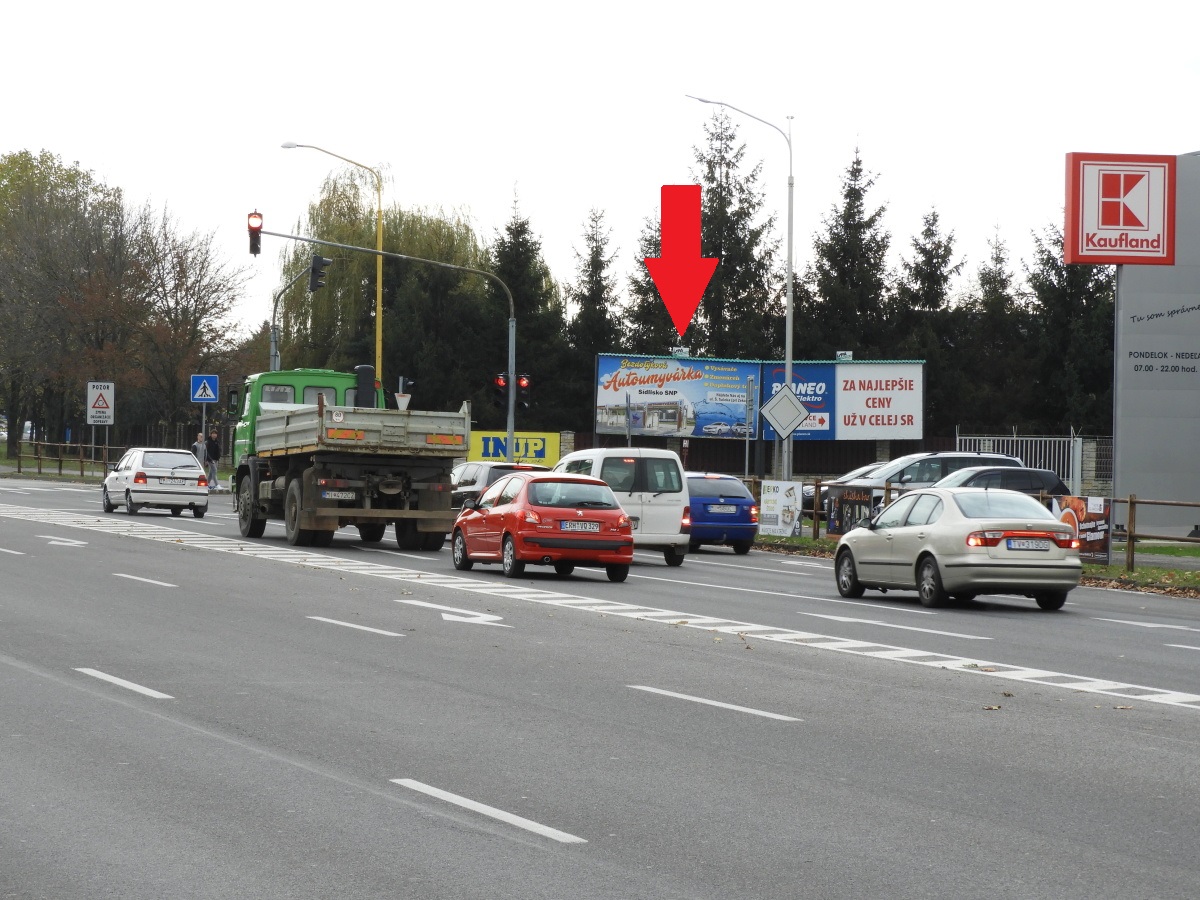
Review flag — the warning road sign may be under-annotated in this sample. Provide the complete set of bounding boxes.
[191,374,219,403]
[87,382,115,425]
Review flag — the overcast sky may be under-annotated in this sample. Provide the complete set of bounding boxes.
[7,1,1197,336]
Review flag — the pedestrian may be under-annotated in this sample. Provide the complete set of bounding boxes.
[190,432,207,472]
[205,428,221,490]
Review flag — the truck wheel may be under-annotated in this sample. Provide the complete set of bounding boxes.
[238,476,266,538]
[357,523,387,543]
[421,531,446,551]
[285,479,313,546]
[395,521,423,550]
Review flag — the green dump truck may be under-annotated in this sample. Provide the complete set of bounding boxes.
[229,365,469,548]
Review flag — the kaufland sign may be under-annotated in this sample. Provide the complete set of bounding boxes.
[1065,153,1176,265]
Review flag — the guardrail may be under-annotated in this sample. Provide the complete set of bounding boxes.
[13,441,122,479]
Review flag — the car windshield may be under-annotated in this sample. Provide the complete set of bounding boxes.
[836,464,881,483]
[687,477,753,499]
[143,451,200,469]
[933,469,976,487]
[527,480,619,509]
[953,491,1057,520]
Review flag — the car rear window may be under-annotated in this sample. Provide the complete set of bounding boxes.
[143,452,200,469]
[953,491,1056,520]
[687,476,753,499]
[528,481,619,508]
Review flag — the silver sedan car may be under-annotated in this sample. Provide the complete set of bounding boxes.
[102,447,209,518]
[834,487,1081,610]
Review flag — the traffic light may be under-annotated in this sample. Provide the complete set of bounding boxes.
[492,373,508,408]
[248,211,263,255]
[517,374,532,410]
[309,254,333,292]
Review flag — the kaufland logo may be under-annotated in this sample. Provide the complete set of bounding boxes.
[1065,153,1176,265]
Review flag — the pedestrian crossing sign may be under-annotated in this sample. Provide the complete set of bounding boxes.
[191,374,218,403]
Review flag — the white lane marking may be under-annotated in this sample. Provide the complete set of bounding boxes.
[782,559,831,568]
[820,597,936,615]
[75,668,174,699]
[799,612,991,640]
[307,616,403,637]
[1166,644,1200,652]
[629,685,800,721]
[0,547,25,555]
[114,573,178,588]
[5,503,1199,711]
[1094,617,1200,633]
[0,489,31,494]
[37,534,87,547]
[391,779,586,844]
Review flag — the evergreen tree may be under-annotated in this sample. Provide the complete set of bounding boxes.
[1025,226,1115,434]
[805,151,892,359]
[563,209,622,431]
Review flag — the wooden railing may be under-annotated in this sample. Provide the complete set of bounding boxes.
[1112,496,1200,571]
[13,442,124,479]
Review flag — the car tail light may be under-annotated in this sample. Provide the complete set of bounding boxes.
[966,530,1004,547]
[1053,534,1081,550]
[133,471,148,485]
[681,506,691,532]
[616,514,631,528]
[523,509,542,524]
[197,475,209,488]
[750,504,759,524]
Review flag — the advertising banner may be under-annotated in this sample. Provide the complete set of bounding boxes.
[469,432,561,465]
[758,480,807,537]
[595,355,759,439]
[761,362,923,441]
[825,484,878,538]
[759,363,835,441]
[1054,495,1112,565]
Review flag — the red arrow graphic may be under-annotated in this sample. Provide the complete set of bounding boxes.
[644,184,719,339]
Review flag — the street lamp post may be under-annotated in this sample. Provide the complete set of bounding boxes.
[282,142,385,383]
[686,95,795,481]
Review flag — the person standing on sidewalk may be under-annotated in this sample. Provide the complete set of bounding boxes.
[205,428,221,491]
[190,432,207,470]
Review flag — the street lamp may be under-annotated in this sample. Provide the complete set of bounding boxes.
[282,142,385,383]
[686,95,795,481]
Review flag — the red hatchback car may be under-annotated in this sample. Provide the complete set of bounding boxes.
[451,472,634,582]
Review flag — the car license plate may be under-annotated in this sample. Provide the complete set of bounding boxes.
[1007,538,1050,551]
[707,504,737,514]
[561,520,601,532]
[161,478,185,485]
[322,490,355,500]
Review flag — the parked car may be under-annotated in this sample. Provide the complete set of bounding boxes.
[102,448,209,517]
[834,487,1081,610]
[450,460,550,510]
[701,421,731,436]
[839,450,1025,509]
[933,466,1070,499]
[451,471,634,582]
[686,472,758,554]
[553,447,690,566]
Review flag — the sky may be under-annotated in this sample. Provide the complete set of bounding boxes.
[6,1,1198,340]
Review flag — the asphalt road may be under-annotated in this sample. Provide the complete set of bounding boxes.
[3,478,1199,899]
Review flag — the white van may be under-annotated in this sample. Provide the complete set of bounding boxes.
[554,447,690,566]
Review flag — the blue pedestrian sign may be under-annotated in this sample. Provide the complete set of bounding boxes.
[191,374,219,404]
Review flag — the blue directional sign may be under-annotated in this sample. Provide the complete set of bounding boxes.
[191,374,219,404]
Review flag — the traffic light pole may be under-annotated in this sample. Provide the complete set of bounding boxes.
[259,228,518,461]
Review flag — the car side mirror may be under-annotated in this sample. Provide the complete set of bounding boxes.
[462,498,477,511]
[856,516,874,530]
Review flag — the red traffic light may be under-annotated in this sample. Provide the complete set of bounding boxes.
[516,374,531,389]
[494,374,508,389]
[248,210,263,255]
[247,211,263,230]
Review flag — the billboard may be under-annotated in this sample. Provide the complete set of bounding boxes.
[469,432,561,465]
[759,361,924,441]
[1065,153,1176,265]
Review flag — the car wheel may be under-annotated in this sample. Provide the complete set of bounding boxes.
[835,550,865,598]
[553,562,575,577]
[452,530,474,571]
[1035,591,1067,611]
[310,529,334,547]
[664,547,685,567]
[124,491,140,515]
[357,523,387,543]
[731,540,753,555]
[284,480,313,546]
[170,507,183,517]
[422,531,446,551]
[606,564,630,583]
[917,557,948,608]
[502,536,525,578]
[395,521,423,550]
[101,486,114,513]
[193,506,207,519]
[238,475,266,538]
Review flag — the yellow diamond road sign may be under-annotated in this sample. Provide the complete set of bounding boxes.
[760,388,810,438]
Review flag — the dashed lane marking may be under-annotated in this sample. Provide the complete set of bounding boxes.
[3,502,1199,711]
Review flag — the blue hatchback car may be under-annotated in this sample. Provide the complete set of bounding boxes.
[686,472,759,554]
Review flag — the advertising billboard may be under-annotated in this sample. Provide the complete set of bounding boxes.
[1065,153,1176,265]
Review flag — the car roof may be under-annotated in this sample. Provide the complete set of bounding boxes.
[950,465,1059,477]
[685,471,742,479]
[521,472,608,485]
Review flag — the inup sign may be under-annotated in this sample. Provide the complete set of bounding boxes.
[1065,153,1176,265]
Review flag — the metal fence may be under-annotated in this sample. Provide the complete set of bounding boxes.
[956,428,1113,497]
